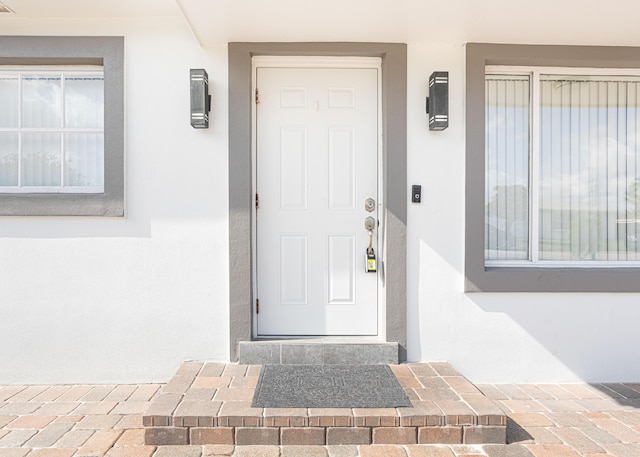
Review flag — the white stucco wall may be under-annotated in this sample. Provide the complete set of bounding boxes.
[0,17,230,384]
[2,14,640,384]
[405,43,640,383]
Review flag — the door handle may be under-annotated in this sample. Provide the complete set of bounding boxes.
[365,216,375,231]
[365,217,377,272]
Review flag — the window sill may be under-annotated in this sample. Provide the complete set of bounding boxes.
[466,264,640,293]
[485,261,640,268]
[0,193,123,217]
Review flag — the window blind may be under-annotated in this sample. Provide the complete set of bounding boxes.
[539,76,640,261]
[485,75,530,260]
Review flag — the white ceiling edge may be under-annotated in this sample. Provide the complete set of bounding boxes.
[0,1,14,13]
[174,0,201,47]
[2,0,640,49]
[176,0,640,48]
[0,0,180,17]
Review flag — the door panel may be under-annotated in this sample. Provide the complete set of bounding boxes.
[279,127,308,210]
[256,65,378,335]
[327,235,356,305]
[279,235,308,305]
[328,127,356,210]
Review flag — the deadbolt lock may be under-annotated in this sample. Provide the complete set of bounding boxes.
[365,198,375,212]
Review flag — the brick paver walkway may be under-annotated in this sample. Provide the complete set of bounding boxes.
[0,365,639,456]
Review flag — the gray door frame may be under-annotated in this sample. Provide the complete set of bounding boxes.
[228,42,407,362]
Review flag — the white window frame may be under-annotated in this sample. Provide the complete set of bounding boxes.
[486,65,640,268]
[0,65,105,194]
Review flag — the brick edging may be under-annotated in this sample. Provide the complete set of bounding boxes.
[145,424,507,446]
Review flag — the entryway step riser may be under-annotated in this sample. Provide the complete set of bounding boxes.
[238,341,399,365]
[145,425,507,446]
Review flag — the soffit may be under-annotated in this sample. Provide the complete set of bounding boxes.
[177,0,640,47]
[0,0,178,17]
[2,0,640,48]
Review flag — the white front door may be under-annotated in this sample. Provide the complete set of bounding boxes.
[254,58,380,336]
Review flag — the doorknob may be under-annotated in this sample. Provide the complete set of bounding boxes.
[365,216,375,231]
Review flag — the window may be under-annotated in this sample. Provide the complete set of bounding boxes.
[0,36,123,216]
[486,69,640,266]
[0,68,104,193]
[465,43,640,292]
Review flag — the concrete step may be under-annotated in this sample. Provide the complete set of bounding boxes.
[238,339,399,365]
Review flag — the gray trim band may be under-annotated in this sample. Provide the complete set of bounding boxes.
[0,36,124,217]
[228,42,407,361]
[465,43,640,292]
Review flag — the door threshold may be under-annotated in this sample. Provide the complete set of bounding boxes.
[252,336,385,343]
[239,338,398,365]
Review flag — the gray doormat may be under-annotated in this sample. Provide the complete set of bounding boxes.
[252,364,412,408]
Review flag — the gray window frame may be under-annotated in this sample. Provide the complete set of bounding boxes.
[466,43,640,292]
[0,36,124,216]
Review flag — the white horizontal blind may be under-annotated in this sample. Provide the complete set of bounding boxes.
[0,68,104,193]
[485,75,530,261]
[539,76,640,261]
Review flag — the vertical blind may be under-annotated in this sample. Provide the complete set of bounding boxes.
[540,76,640,261]
[485,75,530,261]
[0,71,104,191]
[0,75,19,186]
[485,72,640,263]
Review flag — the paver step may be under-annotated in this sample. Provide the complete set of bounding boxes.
[143,362,507,446]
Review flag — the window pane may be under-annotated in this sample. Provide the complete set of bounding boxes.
[0,75,19,128]
[65,133,104,187]
[485,75,530,261]
[22,133,61,186]
[65,75,104,128]
[0,133,19,186]
[539,76,640,261]
[22,74,62,128]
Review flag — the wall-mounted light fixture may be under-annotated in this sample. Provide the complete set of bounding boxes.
[190,69,211,129]
[425,71,448,131]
